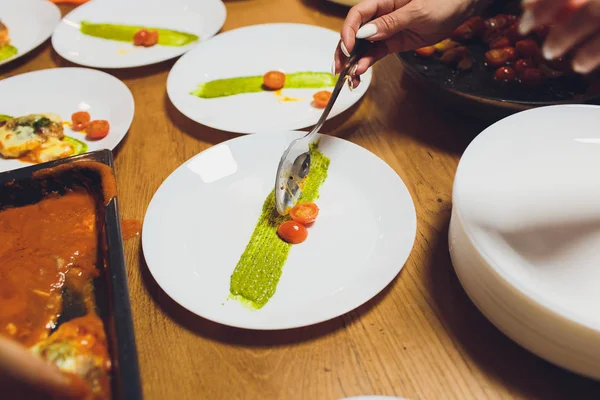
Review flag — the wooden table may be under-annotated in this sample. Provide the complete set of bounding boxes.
[3,1,600,399]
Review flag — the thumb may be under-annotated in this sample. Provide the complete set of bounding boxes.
[355,2,421,41]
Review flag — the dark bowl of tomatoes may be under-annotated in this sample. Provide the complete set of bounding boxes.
[396,0,600,120]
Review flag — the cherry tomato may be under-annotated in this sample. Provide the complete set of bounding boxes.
[86,120,110,140]
[494,66,516,81]
[485,15,509,31]
[505,23,525,44]
[144,30,158,47]
[520,68,544,85]
[516,39,541,58]
[515,58,534,74]
[312,91,332,109]
[415,46,436,57]
[451,16,485,41]
[440,46,468,64]
[489,36,510,49]
[433,39,459,52]
[484,47,515,67]
[133,29,149,46]
[71,111,91,131]
[289,202,319,225]
[457,57,473,71]
[263,71,286,90]
[277,221,308,244]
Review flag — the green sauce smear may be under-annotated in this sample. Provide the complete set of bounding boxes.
[79,21,199,47]
[191,72,337,99]
[0,45,17,62]
[229,142,330,309]
[63,136,88,155]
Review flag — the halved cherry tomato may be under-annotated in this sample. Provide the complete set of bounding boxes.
[263,71,286,90]
[515,39,541,58]
[515,58,534,74]
[277,221,308,244]
[485,15,509,31]
[489,36,510,49]
[86,120,110,140]
[433,39,459,52]
[144,30,159,47]
[312,91,332,109]
[290,202,319,225]
[133,29,149,46]
[494,66,516,81]
[484,47,515,67]
[71,111,91,131]
[520,68,544,85]
[505,23,525,44]
[451,16,485,41]
[415,46,436,57]
[440,46,469,64]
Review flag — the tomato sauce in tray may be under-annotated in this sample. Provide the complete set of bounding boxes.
[0,152,141,400]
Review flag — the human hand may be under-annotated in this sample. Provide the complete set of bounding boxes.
[333,0,490,87]
[519,0,600,74]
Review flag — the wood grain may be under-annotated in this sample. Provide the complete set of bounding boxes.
[2,1,600,399]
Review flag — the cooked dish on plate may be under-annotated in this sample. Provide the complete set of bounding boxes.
[0,161,118,399]
[0,20,17,62]
[0,112,110,165]
[229,142,330,309]
[192,70,335,108]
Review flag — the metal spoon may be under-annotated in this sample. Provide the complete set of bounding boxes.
[274,39,368,215]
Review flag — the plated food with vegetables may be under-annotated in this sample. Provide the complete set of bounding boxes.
[167,23,371,134]
[52,0,226,68]
[142,132,416,330]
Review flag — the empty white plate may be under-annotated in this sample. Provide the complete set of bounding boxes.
[0,0,61,67]
[52,0,226,69]
[167,23,372,134]
[450,104,600,379]
[0,68,134,172]
[142,132,415,329]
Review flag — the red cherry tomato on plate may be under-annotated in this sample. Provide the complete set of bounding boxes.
[520,68,544,85]
[516,39,541,58]
[71,111,90,131]
[263,71,286,90]
[145,30,158,47]
[133,29,149,46]
[515,59,534,74]
[485,47,516,67]
[86,120,110,140]
[415,46,436,57]
[290,202,319,225]
[277,221,308,244]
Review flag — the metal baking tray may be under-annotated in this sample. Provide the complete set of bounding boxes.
[0,150,142,400]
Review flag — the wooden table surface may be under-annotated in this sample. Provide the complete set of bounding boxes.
[3,1,600,399]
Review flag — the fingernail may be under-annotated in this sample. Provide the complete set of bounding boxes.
[351,64,358,76]
[345,75,353,91]
[519,10,535,35]
[356,23,378,39]
[340,41,350,57]
[572,59,591,74]
[522,0,538,8]
[542,44,557,60]
[331,60,336,77]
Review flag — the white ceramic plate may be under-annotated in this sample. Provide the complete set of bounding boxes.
[52,0,226,69]
[167,23,372,134]
[450,105,600,379]
[0,67,134,172]
[142,132,416,330]
[0,0,61,67]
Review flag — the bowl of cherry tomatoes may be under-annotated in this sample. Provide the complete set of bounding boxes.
[396,0,600,120]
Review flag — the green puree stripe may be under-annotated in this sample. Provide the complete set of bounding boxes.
[79,21,198,47]
[229,142,330,309]
[190,72,337,99]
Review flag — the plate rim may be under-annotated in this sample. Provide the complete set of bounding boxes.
[141,131,417,330]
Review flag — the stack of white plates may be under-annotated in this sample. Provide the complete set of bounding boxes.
[449,104,600,380]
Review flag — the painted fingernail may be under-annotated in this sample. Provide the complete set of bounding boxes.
[331,60,336,77]
[356,23,378,39]
[542,43,557,60]
[351,64,358,76]
[519,10,535,35]
[340,41,350,57]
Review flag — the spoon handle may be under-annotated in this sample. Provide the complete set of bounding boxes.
[305,39,369,139]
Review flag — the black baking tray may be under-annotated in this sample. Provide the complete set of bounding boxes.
[0,150,142,400]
